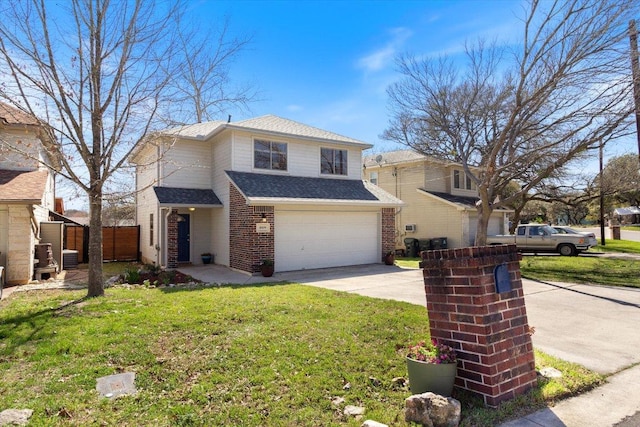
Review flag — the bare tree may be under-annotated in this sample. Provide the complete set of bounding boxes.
[383,0,637,245]
[165,15,257,124]
[0,0,179,296]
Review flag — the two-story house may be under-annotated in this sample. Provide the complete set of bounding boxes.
[0,102,59,285]
[131,115,402,274]
[363,150,511,251]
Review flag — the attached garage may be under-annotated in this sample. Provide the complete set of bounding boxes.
[226,171,402,274]
[275,210,379,271]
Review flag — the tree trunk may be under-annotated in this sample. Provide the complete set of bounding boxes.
[87,188,104,297]
[474,202,494,247]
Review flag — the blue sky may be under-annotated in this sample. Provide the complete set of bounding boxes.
[191,0,524,151]
[190,0,638,170]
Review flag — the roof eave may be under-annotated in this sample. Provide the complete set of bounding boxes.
[224,124,372,148]
[0,199,42,204]
[157,203,223,208]
[245,197,402,207]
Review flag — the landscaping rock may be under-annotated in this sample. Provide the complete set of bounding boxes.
[96,372,137,399]
[0,409,33,426]
[361,420,388,427]
[344,405,365,416]
[539,367,563,378]
[331,396,345,406]
[405,392,461,427]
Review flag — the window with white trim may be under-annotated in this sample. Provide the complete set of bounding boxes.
[321,148,348,175]
[254,139,287,171]
[369,171,378,185]
[453,170,473,190]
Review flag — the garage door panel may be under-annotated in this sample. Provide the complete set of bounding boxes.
[275,211,379,271]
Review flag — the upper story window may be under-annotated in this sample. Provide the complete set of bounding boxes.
[254,139,287,171]
[453,169,473,190]
[369,171,378,185]
[321,148,348,175]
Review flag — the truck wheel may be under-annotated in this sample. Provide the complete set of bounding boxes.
[558,244,576,256]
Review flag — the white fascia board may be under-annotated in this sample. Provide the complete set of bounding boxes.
[157,203,223,209]
[246,197,403,208]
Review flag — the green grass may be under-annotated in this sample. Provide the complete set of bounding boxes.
[0,284,603,426]
[593,239,640,254]
[395,257,421,269]
[459,350,604,426]
[519,256,640,288]
[396,239,640,288]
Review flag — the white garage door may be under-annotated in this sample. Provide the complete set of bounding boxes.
[275,210,380,272]
[469,213,503,246]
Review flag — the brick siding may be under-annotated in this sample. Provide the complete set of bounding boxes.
[167,210,178,268]
[420,244,537,407]
[229,184,274,273]
[381,207,396,261]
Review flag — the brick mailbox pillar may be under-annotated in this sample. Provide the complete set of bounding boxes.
[420,244,537,407]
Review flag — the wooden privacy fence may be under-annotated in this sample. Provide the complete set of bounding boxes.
[64,225,140,262]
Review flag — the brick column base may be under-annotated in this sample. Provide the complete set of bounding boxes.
[421,245,537,407]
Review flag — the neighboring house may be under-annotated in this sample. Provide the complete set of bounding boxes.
[0,103,58,285]
[363,150,511,251]
[131,115,402,274]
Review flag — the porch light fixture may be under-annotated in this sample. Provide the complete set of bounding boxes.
[189,207,195,211]
[261,213,267,222]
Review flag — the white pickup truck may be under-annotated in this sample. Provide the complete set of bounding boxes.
[486,224,594,256]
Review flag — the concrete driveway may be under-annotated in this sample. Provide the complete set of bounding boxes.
[180,263,640,375]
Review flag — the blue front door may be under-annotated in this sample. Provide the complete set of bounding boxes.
[177,214,190,263]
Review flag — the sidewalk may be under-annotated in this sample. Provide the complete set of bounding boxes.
[499,364,640,427]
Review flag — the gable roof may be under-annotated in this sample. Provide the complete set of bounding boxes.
[418,189,513,212]
[0,169,49,203]
[153,187,222,207]
[0,102,40,126]
[226,171,402,207]
[363,150,428,167]
[160,115,370,147]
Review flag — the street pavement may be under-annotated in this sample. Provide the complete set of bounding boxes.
[583,227,640,243]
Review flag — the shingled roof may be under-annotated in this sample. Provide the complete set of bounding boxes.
[160,115,369,146]
[153,187,222,207]
[0,169,49,203]
[0,102,40,126]
[226,171,402,206]
[419,189,512,212]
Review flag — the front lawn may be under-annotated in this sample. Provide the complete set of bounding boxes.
[395,239,640,288]
[519,256,640,288]
[593,239,640,254]
[0,284,602,426]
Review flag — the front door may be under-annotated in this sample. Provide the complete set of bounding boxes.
[177,214,190,263]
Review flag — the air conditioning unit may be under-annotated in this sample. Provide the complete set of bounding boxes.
[405,224,416,233]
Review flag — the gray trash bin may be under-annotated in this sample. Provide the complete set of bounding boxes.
[404,238,419,257]
[430,237,448,250]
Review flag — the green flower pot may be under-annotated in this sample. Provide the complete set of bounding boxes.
[406,357,457,396]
